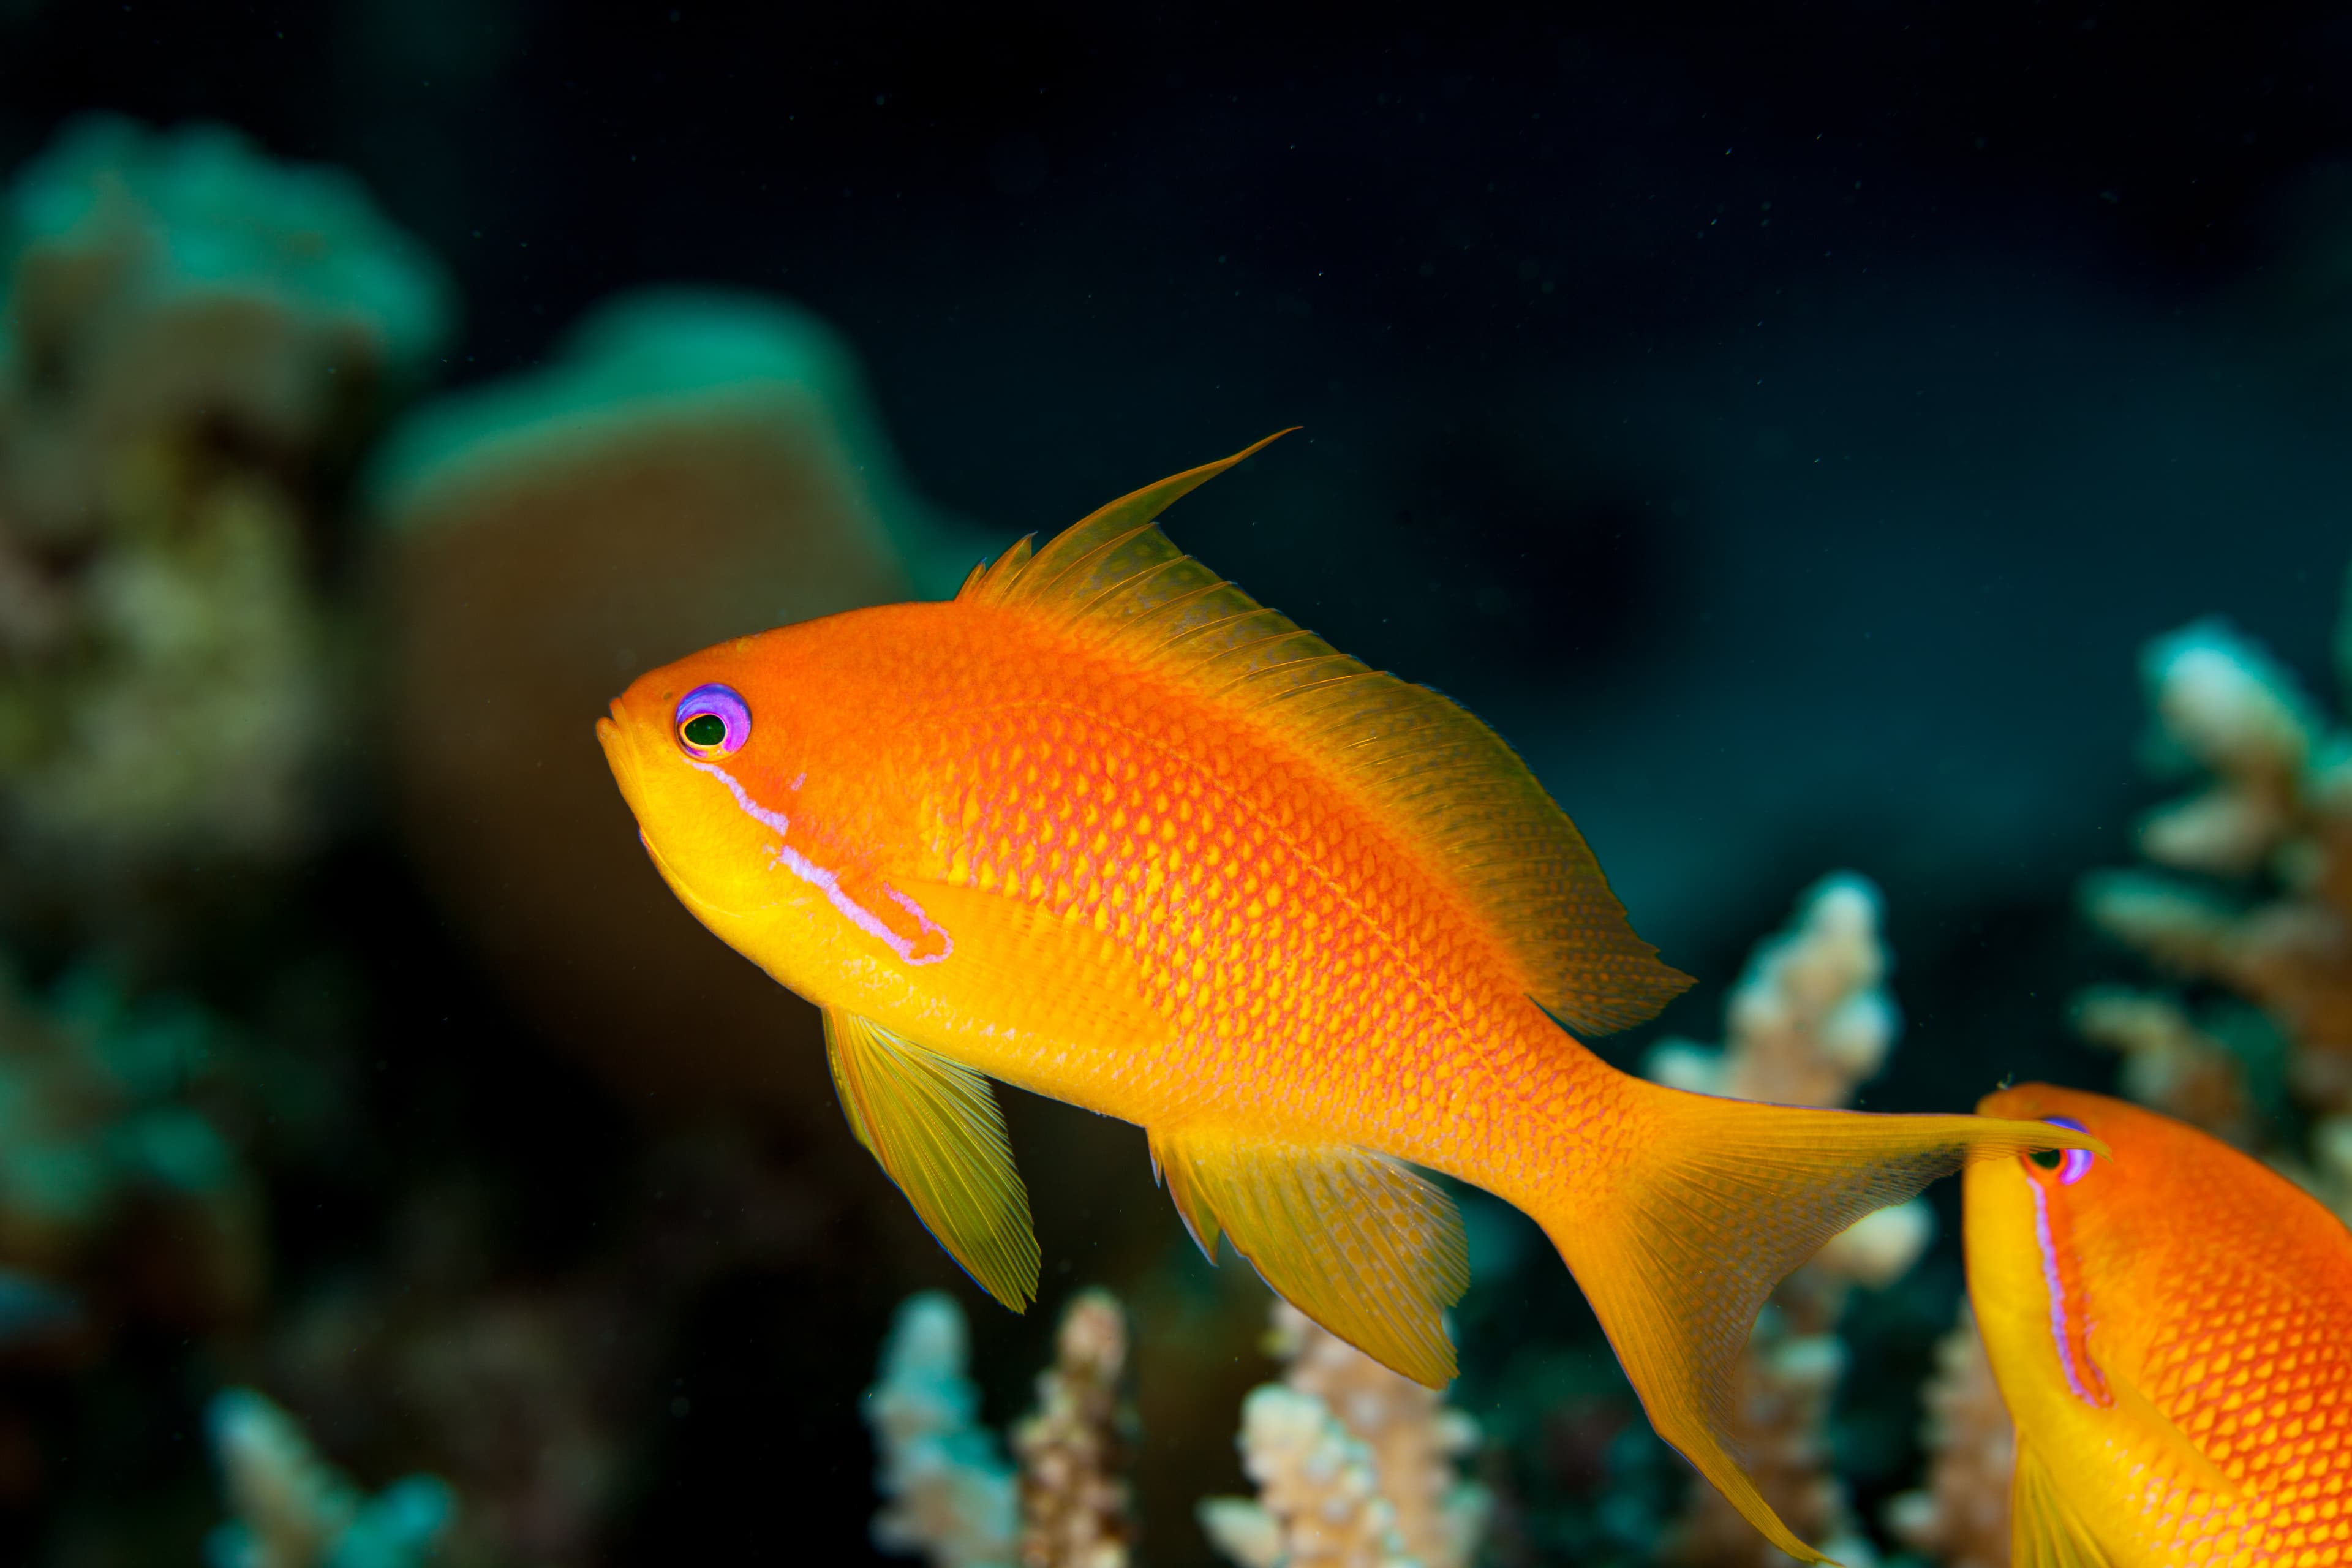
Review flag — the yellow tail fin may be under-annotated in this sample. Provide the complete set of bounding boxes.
[1539,1077,2102,1565]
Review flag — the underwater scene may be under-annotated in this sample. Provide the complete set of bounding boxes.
[2,4,2351,1565]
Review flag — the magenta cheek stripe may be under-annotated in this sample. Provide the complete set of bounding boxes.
[685,759,951,966]
[684,758,792,837]
[883,886,953,959]
[2029,1180,2089,1401]
[764,846,953,966]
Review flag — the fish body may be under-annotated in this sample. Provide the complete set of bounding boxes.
[600,435,2096,1561]
[1969,1085,2352,1566]
[616,590,1618,1188]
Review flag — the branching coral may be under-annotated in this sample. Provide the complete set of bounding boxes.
[364,288,951,1123]
[2079,600,2352,1211]
[1644,873,1930,1568]
[865,1289,1148,1568]
[2068,984,2256,1148]
[1885,1306,2013,1568]
[206,1387,453,1568]
[1894,578,2352,1568]
[1646,872,1899,1110]
[1200,1385,1417,1568]
[865,1291,1022,1568]
[1199,1301,1490,1568]
[1012,1288,1137,1568]
[0,116,451,943]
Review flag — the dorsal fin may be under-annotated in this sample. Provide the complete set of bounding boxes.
[959,434,1691,1035]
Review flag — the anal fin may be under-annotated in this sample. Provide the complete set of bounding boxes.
[824,1008,1039,1311]
[1148,1125,1468,1387]
[2012,1438,2114,1568]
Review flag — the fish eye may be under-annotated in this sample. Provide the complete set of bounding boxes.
[674,684,750,758]
[2030,1115,2095,1185]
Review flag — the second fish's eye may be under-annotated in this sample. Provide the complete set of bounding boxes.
[2032,1115,2095,1185]
[675,684,750,758]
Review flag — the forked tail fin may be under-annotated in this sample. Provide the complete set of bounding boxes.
[1537,1077,2103,1565]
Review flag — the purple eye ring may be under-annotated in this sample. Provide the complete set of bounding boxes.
[2032,1115,2096,1186]
[674,683,751,758]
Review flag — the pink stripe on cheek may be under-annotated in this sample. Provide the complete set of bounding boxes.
[684,756,951,967]
[764,845,953,967]
[2029,1178,2108,1407]
[684,758,792,836]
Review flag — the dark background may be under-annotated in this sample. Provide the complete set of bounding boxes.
[4,1,2350,1562]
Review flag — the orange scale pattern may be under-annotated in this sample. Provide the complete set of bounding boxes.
[918,663,1599,1190]
[2138,1223,2352,1560]
[1986,1087,2352,1566]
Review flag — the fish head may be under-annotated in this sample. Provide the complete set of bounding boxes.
[1964,1084,2144,1393]
[600,627,820,922]
[1964,1084,2313,1532]
[1970,1086,2234,1419]
[596,602,958,998]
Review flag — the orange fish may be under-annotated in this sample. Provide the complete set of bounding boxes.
[1968,1085,2352,1566]
[598,433,2095,1559]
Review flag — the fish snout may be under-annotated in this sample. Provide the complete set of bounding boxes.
[597,700,647,801]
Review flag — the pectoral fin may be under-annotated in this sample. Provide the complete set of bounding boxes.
[823,1007,1039,1311]
[2106,1363,2242,1503]
[1147,1124,1469,1386]
[2011,1438,2114,1568]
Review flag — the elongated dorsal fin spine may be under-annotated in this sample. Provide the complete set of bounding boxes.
[961,432,1690,1034]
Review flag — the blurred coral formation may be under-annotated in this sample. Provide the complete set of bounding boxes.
[365,287,961,1120]
[1884,1306,2011,1568]
[0,962,263,1332]
[260,1130,824,1567]
[2077,592,2352,1209]
[206,1386,453,1568]
[0,113,967,1565]
[1199,1301,1489,1568]
[1646,873,1929,1568]
[1891,562,2352,1568]
[867,1288,1138,1568]
[1014,1289,1138,1568]
[0,115,450,952]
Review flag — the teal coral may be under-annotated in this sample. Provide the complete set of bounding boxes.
[364,286,954,589]
[4,113,451,405]
[865,1291,1020,1568]
[0,960,260,1324]
[0,116,452,940]
[206,1387,454,1568]
[864,1289,1153,1568]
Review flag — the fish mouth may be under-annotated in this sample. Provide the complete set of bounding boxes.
[597,701,646,803]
